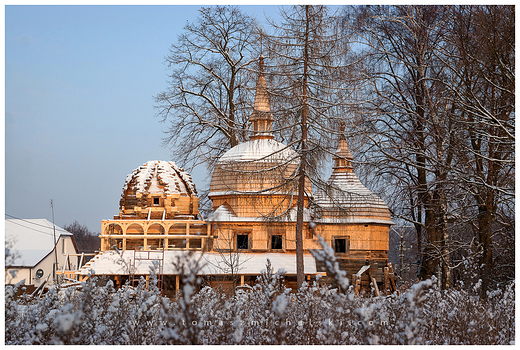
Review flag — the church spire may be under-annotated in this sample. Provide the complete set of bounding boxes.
[332,122,354,173]
[250,56,274,140]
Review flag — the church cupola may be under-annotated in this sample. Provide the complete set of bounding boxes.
[313,122,393,225]
[333,122,354,173]
[250,56,274,140]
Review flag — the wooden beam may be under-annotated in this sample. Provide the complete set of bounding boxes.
[100,234,211,239]
[352,274,361,296]
[61,253,69,273]
[388,263,397,293]
[78,252,84,269]
[371,277,380,297]
[384,267,390,295]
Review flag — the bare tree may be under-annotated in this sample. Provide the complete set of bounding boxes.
[5,238,21,284]
[346,5,514,294]
[155,6,259,169]
[63,221,101,260]
[443,5,515,298]
[347,5,458,287]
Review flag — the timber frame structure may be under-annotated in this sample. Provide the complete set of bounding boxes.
[73,57,395,296]
[99,219,211,252]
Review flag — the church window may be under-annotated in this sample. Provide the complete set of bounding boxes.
[271,235,283,250]
[334,236,350,254]
[237,234,249,250]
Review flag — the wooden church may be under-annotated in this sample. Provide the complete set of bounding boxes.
[78,58,394,295]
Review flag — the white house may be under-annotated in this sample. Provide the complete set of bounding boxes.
[5,219,79,287]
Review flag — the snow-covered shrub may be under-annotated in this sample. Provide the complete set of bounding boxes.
[159,251,206,345]
[4,266,515,345]
[311,235,349,291]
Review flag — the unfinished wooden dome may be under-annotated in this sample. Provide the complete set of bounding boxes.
[118,160,200,220]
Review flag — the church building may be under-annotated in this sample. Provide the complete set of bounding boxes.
[78,58,394,295]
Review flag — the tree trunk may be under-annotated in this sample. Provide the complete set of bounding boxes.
[295,5,311,290]
[440,195,450,290]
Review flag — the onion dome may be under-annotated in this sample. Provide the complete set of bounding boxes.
[313,124,393,225]
[119,160,199,220]
[209,57,305,219]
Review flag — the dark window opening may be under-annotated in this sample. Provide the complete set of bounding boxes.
[190,239,202,249]
[237,234,249,250]
[153,197,160,206]
[335,238,347,253]
[271,235,283,250]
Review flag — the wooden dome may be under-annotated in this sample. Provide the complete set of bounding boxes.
[209,138,301,218]
[209,57,305,219]
[118,160,199,220]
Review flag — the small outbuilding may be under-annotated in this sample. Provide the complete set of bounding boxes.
[5,219,79,287]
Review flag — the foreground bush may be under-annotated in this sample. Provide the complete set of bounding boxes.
[4,263,515,345]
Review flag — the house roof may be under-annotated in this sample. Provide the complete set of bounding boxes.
[77,250,318,276]
[5,219,73,267]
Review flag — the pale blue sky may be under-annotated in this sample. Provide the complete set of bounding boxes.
[5,5,278,231]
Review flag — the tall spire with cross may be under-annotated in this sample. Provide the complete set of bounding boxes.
[250,56,274,140]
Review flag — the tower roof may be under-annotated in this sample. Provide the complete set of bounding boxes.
[208,138,299,198]
[333,122,354,173]
[209,57,305,216]
[313,123,393,225]
[250,56,274,140]
[216,138,298,164]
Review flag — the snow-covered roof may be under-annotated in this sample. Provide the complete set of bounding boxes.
[217,139,298,164]
[315,172,386,200]
[77,250,318,276]
[313,172,393,225]
[122,160,197,197]
[5,219,73,267]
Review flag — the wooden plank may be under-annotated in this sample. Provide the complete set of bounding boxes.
[389,273,396,292]
[387,263,396,292]
[371,277,380,297]
[384,267,390,295]
[356,265,370,277]
[352,274,361,296]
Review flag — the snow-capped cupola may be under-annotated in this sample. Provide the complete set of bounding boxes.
[209,56,309,219]
[119,160,200,220]
[313,125,393,225]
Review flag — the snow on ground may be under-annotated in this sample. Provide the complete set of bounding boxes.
[5,262,515,345]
